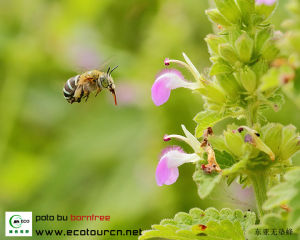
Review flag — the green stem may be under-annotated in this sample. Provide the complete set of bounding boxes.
[249,171,268,218]
[246,101,258,127]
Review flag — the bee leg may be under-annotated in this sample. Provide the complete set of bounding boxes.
[74,85,83,102]
[84,93,90,102]
[95,87,102,97]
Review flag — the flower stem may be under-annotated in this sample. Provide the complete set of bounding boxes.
[249,171,268,218]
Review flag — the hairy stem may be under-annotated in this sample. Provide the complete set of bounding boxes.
[249,171,268,218]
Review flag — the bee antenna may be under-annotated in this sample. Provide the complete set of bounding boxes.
[107,67,111,75]
[109,65,119,76]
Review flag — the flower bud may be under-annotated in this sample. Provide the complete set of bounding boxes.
[205,34,226,56]
[214,0,241,24]
[255,28,273,55]
[236,0,255,24]
[239,66,257,93]
[210,61,232,75]
[224,130,245,157]
[255,1,277,23]
[218,43,239,65]
[235,33,254,63]
[206,9,231,27]
[215,74,240,100]
[261,40,279,61]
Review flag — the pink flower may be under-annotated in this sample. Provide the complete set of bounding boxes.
[151,69,200,106]
[256,0,276,5]
[156,146,200,186]
[156,125,202,186]
[151,53,204,106]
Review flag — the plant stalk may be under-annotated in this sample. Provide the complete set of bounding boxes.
[249,171,268,218]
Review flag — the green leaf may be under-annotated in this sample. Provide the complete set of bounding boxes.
[203,220,245,240]
[262,168,300,232]
[194,110,231,138]
[193,163,222,199]
[246,213,295,240]
[214,149,237,169]
[139,208,256,240]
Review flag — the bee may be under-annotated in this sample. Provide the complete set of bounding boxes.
[63,66,118,105]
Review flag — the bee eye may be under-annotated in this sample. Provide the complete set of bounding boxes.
[100,77,109,88]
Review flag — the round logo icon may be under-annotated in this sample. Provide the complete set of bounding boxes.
[9,215,23,228]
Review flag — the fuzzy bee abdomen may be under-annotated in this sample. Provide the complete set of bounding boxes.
[63,75,80,103]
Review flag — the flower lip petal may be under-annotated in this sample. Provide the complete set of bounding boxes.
[156,155,179,186]
[156,146,201,186]
[151,69,186,106]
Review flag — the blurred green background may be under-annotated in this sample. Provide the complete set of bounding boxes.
[0,0,298,239]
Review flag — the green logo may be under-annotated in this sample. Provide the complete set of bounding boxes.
[9,215,23,228]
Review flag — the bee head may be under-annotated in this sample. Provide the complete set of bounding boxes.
[97,66,118,105]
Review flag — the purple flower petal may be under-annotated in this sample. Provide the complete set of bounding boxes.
[156,156,179,186]
[155,146,200,186]
[256,0,276,5]
[151,69,186,106]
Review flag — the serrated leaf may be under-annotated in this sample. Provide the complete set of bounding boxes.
[203,220,245,240]
[214,149,237,169]
[193,164,222,199]
[262,168,300,232]
[140,208,256,240]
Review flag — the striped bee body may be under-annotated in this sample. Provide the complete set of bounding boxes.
[63,75,81,103]
[63,67,118,105]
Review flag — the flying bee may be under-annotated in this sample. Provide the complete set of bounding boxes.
[63,66,118,105]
